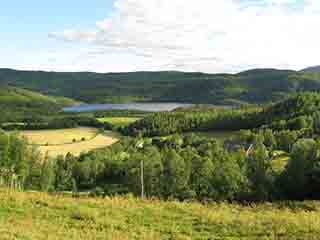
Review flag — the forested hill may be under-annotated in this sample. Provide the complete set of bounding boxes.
[0,86,76,106]
[0,86,77,122]
[301,66,320,73]
[124,92,320,137]
[1,68,320,104]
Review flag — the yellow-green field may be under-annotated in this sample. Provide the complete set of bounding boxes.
[1,189,320,240]
[20,127,99,145]
[97,117,140,127]
[19,128,119,157]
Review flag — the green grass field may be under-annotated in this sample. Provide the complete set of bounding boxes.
[97,117,140,127]
[1,189,320,239]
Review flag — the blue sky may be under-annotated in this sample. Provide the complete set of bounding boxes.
[0,1,114,43]
[1,0,320,73]
[0,0,115,71]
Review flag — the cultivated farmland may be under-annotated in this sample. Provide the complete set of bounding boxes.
[19,128,119,157]
[20,127,99,145]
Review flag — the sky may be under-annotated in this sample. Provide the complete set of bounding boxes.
[1,0,320,73]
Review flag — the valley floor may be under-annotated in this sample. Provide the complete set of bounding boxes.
[1,189,320,240]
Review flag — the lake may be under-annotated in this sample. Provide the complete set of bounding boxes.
[63,103,194,112]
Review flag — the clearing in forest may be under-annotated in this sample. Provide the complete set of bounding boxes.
[97,117,140,127]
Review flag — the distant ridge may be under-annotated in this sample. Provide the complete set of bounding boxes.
[301,66,320,73]
[1,67,320,105]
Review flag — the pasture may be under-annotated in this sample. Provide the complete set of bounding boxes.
[19,128,119,157]
[20,127,99,145]
[1,189,320,240]
[97,117,140,127]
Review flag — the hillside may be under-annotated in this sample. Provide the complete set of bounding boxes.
[1,189,319,239]
[0,86,76,107]
[1,68,320,105]
[0,86,77,122]
[124,92,320,137]
[301,65,320,73]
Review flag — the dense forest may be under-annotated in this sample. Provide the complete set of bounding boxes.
[1,128,319,201]
[124,92,320,137]
[2,68,320,105]
[124,106,262,136]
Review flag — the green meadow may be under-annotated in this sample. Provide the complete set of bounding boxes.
[1,189,320,240]
[97,117,141,127]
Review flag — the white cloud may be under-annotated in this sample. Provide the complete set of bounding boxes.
[49,0,320,73]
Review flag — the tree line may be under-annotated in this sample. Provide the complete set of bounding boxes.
[1,116,113,131]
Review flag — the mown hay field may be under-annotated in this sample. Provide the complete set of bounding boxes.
[97,117,140,127]
[19,127,99,145]
[0,189,320,240]
[18,128,119,157]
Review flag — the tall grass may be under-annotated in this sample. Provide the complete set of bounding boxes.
[0,189,319,239]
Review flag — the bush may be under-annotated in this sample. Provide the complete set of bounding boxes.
[89,187,105,197]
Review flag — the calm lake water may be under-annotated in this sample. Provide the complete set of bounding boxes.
[63,103,194,112]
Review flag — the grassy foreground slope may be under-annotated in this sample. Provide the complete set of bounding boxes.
[1,189,320,240]
[2,68,320,104]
